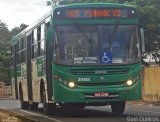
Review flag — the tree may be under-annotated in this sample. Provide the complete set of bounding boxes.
[124,0,160,65]
[0,20,11,85]
[10,23,28,36]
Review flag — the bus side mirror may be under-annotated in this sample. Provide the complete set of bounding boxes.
[140,28,145,53]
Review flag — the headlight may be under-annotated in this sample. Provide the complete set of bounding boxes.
[68,82,75,88]
[126,80,133,86]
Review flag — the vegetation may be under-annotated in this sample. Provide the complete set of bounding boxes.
[0,22,28,85]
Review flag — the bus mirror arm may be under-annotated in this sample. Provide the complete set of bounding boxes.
[140,28,145,53]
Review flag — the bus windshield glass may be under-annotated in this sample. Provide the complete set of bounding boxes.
[55,25,140,65]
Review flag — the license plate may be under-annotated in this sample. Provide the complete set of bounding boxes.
[94,92,109,97]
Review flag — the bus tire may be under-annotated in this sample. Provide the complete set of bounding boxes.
[40,79,44,102]
[21,101,29,110]
[30,103,38,110]
[19,83,29,110]
[62,103,85,110]
[111,101,125,114]
[42,85,56,115]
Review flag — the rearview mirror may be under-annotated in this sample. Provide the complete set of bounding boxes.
[140,28,145,53]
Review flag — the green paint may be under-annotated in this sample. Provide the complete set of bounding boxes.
[53,63,142,102]
[17,65,21,77]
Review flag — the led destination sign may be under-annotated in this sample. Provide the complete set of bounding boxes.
[54,7,136,19]
[67,9,123,18]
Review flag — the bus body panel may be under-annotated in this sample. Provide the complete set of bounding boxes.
[53,63,142,103]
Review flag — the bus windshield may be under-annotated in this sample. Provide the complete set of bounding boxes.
[55,25,140,65]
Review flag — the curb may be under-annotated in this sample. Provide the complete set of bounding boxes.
[0,108,38,122]
[127,100,160,106]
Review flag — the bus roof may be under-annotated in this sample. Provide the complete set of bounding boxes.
[54,3,135,9]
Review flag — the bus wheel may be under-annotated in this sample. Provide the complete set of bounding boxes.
[21,101,29,110]
[19,83,29,110]
[30,103,38,110]
[111,101,125,114]
[42,85,56,115]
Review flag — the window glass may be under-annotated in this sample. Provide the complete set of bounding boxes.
[38,42,40,56]
[17,53,19,64]
[32,45,34,59]
[11,56,14,66]
[55,25,139,65]
[17,42,19,52]
[31,31,34,44]
[41,24,45,40]
[34,43,38,58]
[19,52,22,63]
[19,40,22,51]
[21,38,24,49]
[22,50,26,62]
[37,26,41,41]
[22,38,26,49]
[34,29,37,42]
[11,46,14,56]
[40,39,45,56]
[26,34,32,48]
[17,52,21,64]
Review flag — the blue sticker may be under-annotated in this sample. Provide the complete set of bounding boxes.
[101,52,112,64]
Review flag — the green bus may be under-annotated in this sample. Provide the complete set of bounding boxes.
[11,3,144,115]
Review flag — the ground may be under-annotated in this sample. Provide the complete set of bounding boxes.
[0,109,29,122]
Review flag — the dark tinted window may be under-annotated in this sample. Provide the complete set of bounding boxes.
[37,26,41,41]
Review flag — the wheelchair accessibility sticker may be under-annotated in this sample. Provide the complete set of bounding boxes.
[101,52,112,64]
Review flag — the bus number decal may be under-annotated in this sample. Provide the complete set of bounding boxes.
[78,78,90,82]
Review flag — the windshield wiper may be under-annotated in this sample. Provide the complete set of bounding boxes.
[73,22,91,44]
[109,23,120,50]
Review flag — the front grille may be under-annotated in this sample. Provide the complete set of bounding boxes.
[70,68,130,75]
[77,82,123,86]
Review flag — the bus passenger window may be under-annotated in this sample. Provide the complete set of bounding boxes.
[19,40,22,51]
[34,29,37,42]
[41,24,45,40]
[21,38,26,49]
[34,43,38,58]
[32,45,34,59]
[11,46,14,56]
[31,31,34,44]
[24,38,26,49]
[17,52,21,64]
[37,26,41,41]
[40,40,45,56]
[21,38,24,50]
[22,50,26,62]
[20,52,22,63]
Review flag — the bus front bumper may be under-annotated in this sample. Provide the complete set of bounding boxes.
[54,80,142,103]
